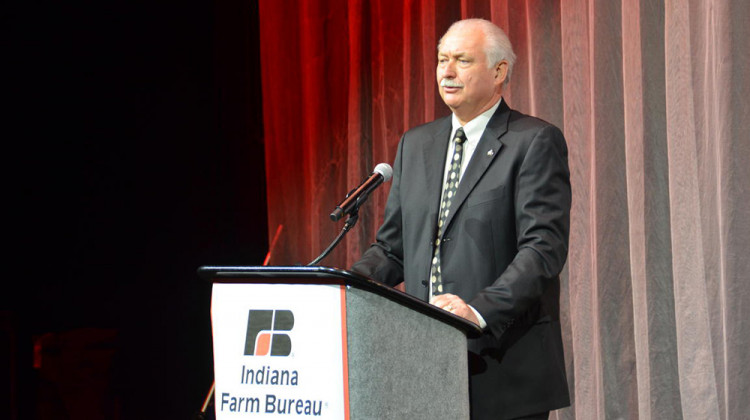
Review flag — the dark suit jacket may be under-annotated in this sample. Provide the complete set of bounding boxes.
[352,100,571,419]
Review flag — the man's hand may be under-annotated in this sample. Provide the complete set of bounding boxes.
[430,293,479,326]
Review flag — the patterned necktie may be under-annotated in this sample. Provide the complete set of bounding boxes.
[430,127,467,298]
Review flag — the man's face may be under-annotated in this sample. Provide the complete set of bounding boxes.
[437,26,506,123]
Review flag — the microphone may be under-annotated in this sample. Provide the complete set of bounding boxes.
[330,163,393,221]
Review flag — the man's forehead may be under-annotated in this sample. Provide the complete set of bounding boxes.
[438,41,484,58]
[439,29,485,54]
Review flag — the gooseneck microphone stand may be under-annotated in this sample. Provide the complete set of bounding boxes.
[307,211,359,266]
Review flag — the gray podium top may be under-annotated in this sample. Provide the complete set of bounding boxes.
[198,265,482,339]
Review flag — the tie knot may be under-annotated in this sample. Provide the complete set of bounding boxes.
[454,127,467,144]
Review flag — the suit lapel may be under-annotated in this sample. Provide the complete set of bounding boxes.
[441,102,511,237]
[422,118,452,241]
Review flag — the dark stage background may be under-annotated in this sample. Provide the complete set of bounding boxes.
[4,1,267,418]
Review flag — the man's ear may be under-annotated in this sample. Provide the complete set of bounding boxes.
[495,61,509,85]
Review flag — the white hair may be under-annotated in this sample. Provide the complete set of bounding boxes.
[438,19,517,86]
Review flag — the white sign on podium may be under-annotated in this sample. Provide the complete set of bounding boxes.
[211,282,349,419]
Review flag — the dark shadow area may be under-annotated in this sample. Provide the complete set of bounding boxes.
[4,0,266,418]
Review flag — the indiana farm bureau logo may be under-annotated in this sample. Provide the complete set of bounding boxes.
[244,310,294,356]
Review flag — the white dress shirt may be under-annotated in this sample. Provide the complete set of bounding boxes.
[432,98,503,328]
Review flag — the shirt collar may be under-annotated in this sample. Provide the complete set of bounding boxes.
[450,98,503,142]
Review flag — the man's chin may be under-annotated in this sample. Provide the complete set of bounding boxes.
[440,93,461,107]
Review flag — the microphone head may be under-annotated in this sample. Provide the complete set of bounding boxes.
[373,163,393,182]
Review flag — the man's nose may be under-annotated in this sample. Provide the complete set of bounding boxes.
[441,62,457,78]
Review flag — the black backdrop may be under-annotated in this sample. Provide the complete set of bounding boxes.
[5,1,267,418]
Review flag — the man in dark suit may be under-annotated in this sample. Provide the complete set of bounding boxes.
[351,19,571,419]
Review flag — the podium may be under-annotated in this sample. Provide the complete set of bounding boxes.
[199,265,481,419]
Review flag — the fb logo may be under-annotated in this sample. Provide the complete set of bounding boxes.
[244,310,294,356]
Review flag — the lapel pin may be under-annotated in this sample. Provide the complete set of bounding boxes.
[487,149,494,157]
